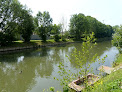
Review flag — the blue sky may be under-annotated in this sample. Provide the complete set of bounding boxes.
[19,0,122,26]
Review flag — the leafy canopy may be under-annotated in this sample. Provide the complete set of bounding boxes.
[35,11,53,42]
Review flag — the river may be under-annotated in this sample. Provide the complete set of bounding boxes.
[0,41,119,92]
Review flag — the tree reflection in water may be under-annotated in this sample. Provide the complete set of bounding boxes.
[0,41,118,92]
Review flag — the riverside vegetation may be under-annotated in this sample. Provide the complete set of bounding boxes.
[90,54,122,92]
[43,33,106,92]
[1,0,122,92]
[44,25,122,92]
[43,30,122,92]
[1,0,114,48]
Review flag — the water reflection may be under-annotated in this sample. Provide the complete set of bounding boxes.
[17,56,24,63]
[0,41,119,92]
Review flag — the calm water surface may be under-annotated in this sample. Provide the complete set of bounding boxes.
[0,41,119,92]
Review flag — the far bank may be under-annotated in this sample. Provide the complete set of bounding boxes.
[0,37,112,53]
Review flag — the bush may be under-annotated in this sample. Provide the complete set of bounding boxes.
[41,35,47,42]
[49,87,55,92]
[0,32,15,46]
[62,36,66,41]
[54,35,60,42]
[63,86,69,92]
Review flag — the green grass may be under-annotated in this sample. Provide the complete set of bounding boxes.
[88,54,122,92]
[113,54,122,67]
[69,68,122,92]
[69,55,122,92]
[0,39,74,49]
[115,54,122,64]
[90,69,122,92]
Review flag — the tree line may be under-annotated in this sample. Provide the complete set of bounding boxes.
[0,0,114,46]
[69,13,114,40]
[0,0,34,46]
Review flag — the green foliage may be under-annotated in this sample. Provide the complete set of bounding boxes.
[60,31,70,42]
[51,24,61,42]
[57,62,74,91]
[56,32,99,92]
[69,13,87,40]
[0,0,21,46]
[63,86,69,92]
[35,11,53,42]
[49,87,55,92]
[43,87,62,92]
[112,25,119,32]
[69,13,114,40]
[113,54,122,67]
[112,25,122,53]
[63,31,70,39]
[71,32,97,84]
[51,24,61,35]
[54,35,60,42]
[91,68,122,92]
[61,36,66,42]
[0,0,34,45]
[18,7,34,42]
[106,79,122,91]
[38,26,47,42]
[0,32,9,46]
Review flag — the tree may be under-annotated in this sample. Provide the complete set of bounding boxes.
[0,0,34,44]
[72,32,97,81]
[60,17,67,41]
[86,16,97,35]
[51,24,61,42]
[112,25,119,32]
[35,11,53,42]
[0,0,22,46]
[112,25,122,53]
[17,7,34,42]
[69,13,88,40]
[69,13,114,40]
[63,31,70,39]
[57,32,98,91]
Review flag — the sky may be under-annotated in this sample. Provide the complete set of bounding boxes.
[19,0,122,27]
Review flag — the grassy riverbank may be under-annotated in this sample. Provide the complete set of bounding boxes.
[113,54,122,67]
[0,39,74,49]
[0,37,111,49]
[90,54,122,92]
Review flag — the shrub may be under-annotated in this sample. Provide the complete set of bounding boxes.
[54,35,60,42]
